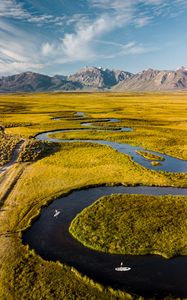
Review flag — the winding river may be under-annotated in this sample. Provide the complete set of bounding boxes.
[37,114,187,173]
[23,113,187,298]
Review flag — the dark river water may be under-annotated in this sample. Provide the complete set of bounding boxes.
[23,186,187,298]
[23,113,187,298]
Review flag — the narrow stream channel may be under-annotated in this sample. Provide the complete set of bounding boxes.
[37,112,187,173]
[36,130,187,173]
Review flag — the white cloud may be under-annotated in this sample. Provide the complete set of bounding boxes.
[0,0,28,19]
[0,0,186,75]
[41,15,116,63]
[40,0,140,64]
[41,14,157,66]
[0,20,44,76]
[0,47,29,62]
[0,0,65,26]
[135,16,153,27]
[143,0,163,4]
[88,0,165,31]
[96,40,158,58]
[90,0,187,15]
[40,0,154,65]
[42,42,54,56]
[0,61,43,76]
[120,42,157,55]
[61,16,112,60]
[90,0,164,10]
[51,0,183,65]
[90,0,132,10]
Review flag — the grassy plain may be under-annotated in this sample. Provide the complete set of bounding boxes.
[70,194,187,258]
[2,92,186,159]
[0,92,187,299]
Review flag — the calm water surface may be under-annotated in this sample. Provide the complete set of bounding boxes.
[23,186,187,298]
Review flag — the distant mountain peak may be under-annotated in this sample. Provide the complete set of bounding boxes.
[1,66,187,93]
[114,67,187,91]
[69,66,133,88]
[0,71,82,93]
[177,66,187,72]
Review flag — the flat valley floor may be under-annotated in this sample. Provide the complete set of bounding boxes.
[0,92,187,299]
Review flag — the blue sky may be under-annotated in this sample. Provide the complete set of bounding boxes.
[0,0,187,76]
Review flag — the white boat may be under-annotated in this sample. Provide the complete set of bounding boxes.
[115,262,131,272]
[54,209,61,218]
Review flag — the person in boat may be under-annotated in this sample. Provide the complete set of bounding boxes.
[54,209,61,218]
[115,262,131,272]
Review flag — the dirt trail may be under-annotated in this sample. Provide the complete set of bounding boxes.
[0,164,25,208]
[0,139,26,208]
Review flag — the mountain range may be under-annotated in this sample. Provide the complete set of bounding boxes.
[0,66,187,93]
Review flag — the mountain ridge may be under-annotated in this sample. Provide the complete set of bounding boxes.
[0,66,187,93]
[69,66,133,88]
[114,67,187,91]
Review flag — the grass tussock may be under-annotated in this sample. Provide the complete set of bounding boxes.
[0,134,19,166]
[18,139,59,162]
[151,161,162,166]
[136,150,165,161]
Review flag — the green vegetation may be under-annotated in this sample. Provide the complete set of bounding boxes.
[1,242,135,300]
[18,139,58,162]
[70,194,187,258]
[0,92,187,299]
[49,130,187,187]
[1,92,187,162]
[151,161,162,166]
[4,122,34,128]
[136,150,165,161]
[0,133,19,166]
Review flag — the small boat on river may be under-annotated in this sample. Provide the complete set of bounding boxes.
[54,209,61,218]
[115,262,131,272]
